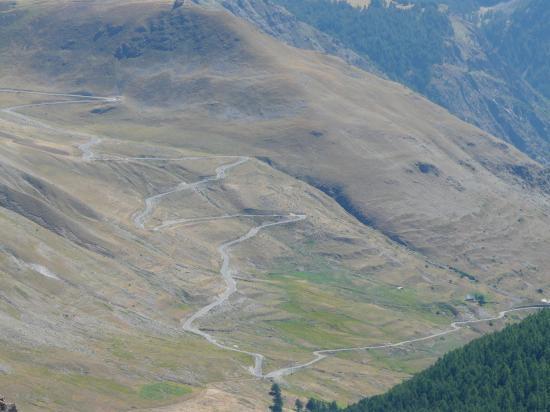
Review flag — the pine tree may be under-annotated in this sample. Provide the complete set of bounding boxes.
[295,398,305,412]
[269,383,283,412]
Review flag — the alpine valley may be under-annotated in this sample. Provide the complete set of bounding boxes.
[0,1,548,411]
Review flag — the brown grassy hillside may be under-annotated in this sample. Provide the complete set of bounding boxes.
[0,1,548,410]
[3,0,545,289]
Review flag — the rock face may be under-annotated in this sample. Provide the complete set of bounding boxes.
[173,0,185,10]
[425,7,550,165]
[0,396,17,412]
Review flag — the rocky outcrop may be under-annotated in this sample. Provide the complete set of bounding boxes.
[426,13,550,165]
[173,0,185,10]
[0,396,17,412]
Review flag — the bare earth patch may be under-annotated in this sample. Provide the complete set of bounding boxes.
[141,389,263,412]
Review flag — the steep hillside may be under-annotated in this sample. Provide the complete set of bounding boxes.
[481,0,549,100]
[0,1,548,410]
[1,0,548,294]
[194,0,379,73]
[246,0,550,165]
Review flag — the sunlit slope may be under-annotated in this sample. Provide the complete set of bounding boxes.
[2,0,546,291]
[0,1,548,410]
[0,90,502,411]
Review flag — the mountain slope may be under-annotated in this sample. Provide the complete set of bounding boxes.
[2,0,548,294]
[237,0,550,165]
[306,308,550,412]
[194,0,379,73]
[0,1,549,410]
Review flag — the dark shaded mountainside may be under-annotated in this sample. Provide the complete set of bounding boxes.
[205,0,550,166]
[305,309,550,412]
[0,0,549,296]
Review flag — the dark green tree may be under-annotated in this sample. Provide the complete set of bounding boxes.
[475,293,487,306]
[295,398,305,412]
[269,383,283,412]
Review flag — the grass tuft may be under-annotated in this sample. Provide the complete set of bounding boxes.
[139,382,192,401]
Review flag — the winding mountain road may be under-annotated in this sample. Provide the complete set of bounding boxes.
[0,89,306,377]
[1,88,546,382]
[133,156,249,230]
[265,305,549,379]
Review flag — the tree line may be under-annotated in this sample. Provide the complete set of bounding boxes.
[270,309,550,411]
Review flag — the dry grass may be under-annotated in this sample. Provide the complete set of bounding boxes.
[0,1,548,410]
